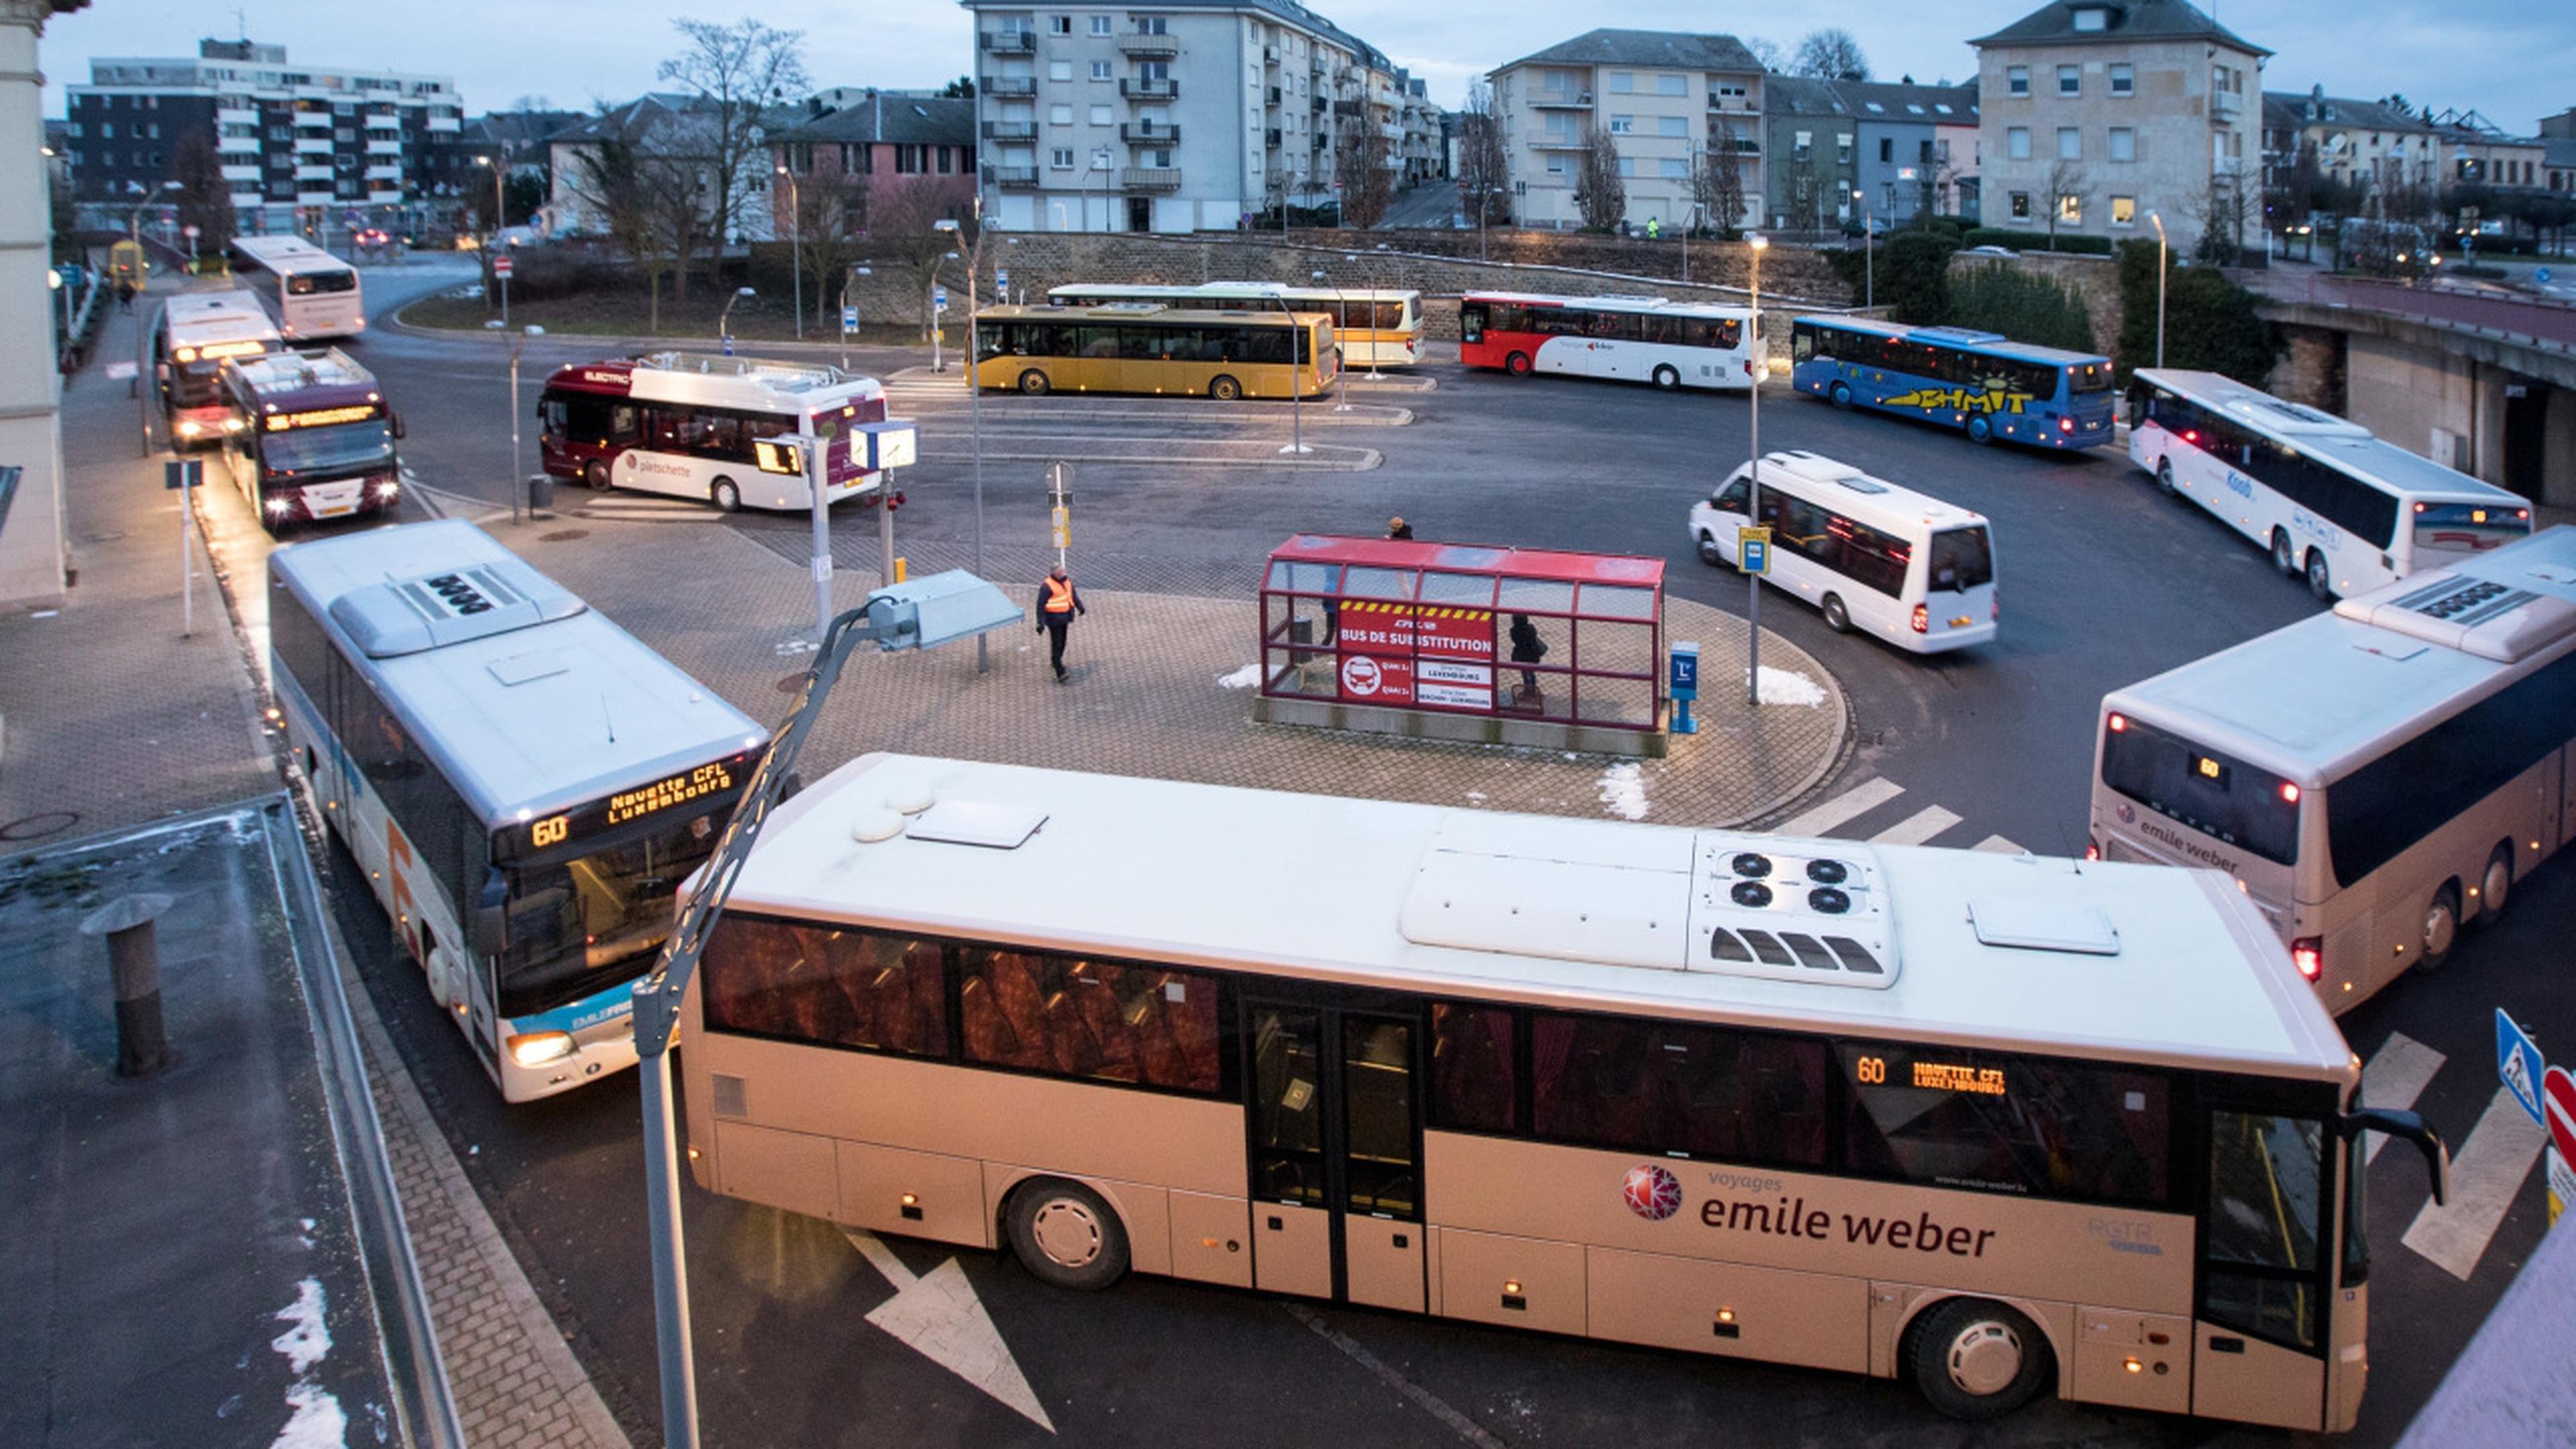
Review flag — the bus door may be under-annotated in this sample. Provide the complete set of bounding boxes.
[1244,1002,1426,1313]
[2192,1106,2331,1430]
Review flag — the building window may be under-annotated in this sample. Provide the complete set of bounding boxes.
[1088,14,1111,34]
[1837,133,1853,163]
[936,146,955,174]
[2073,5,2109,30]
[2009,190,2031,219]
[2109,126,2135,162]
[1793,129,1812,162]
[1658,115,1686,138]
[1607,71,1634,93]
[1091,60,1112,80]
[2058,127,2081,160]
[1878,137,1893,162]
[2058,193,2082,223]
[1616,156,1635,177]
[2109,62,2133,97]
[1048,14,1071,34]
[1089,104,1112,125]
[2007,126,2030,160]
[1050,104,1073,126]
[1051,147,1075,168]
[2111,195,2136,226]
[1049,60,1073,81]
[1609,114,1633,133]
[2058,65,2080,97]
[1545,155,1566,176]
[2006,65,2029,97]
[1657,73,1686,97]
[1660,157,1688,178]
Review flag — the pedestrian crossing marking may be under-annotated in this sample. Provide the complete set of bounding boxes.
[1869,806,1962,847]
[2362,1032,2446,1165]
[2401,1084,2547,1281]
[1776,777,1904,837]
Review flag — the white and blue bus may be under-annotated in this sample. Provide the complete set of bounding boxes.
[2127,369,2532,602]
[1790,317,2116,449]
[268,520,767,1102]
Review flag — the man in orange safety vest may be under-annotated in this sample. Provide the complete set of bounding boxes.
[1034,564,1086,682]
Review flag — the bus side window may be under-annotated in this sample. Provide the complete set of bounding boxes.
[1713,479,1749,513]
[610,405,639,444]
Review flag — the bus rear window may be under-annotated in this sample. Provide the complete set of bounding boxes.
[288,270,357,296]
[2411,501,2532,557]
[2101,715,2300,865]
[2068,362,2112,393]
[1928,528,1993,591]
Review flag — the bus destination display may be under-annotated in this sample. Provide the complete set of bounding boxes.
[1855,1049,2007,1097]
[266,404,380,431]
[525,759,741,853]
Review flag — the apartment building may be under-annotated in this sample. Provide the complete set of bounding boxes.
[1971,0,2267,254]
[2261,89,2551,214]
[62,39,463,235]
[1489,30,1765,233]
[961,0,1430,232]
[769,93,977,237]
[1761,77,1978,233]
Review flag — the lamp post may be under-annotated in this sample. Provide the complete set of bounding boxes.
[719,285,755,356]
[936,210,994,674]
[1682,141,1699,284]
[502,323,546,524]
[1851,186,1874,311]
[839,264,871,371]
[2148,210,2168,368]
[1746,233,1766,708]
[774,164,802,339]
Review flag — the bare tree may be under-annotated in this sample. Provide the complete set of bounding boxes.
[565,127,709,332]
[1334,112,1397,229]
[1695,120,1748,234]
[171,131,236,261]
[1741,37,1786,73]
[1792,29,1870,82]
[2191,174,2251,264]
[866,180,978,335]
[792,168,872,331]
[1456,79,1513,256]
[2042,158,2092,247]
[656,18,810,268]
[1574,121,1625,231]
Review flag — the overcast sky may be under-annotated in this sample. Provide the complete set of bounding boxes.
[40,1,2576,133]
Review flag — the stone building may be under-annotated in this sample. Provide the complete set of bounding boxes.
[1488,29,1766,233]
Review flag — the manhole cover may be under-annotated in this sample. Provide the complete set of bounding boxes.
[539,529,588,543]
[774,673,808,694]
[0,810,81,843]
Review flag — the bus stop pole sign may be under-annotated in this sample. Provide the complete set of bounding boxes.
[1738,526,1772,576]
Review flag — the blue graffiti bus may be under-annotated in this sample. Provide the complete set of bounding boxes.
[1790,317,2116,449]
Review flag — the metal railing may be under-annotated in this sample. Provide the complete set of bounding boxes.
[1123,122,1181,144]
[1118,34,1180,56]
[979,30,1034,52]
[1120,78,1179,99]
[981,121,1036,140]
[983,75,1037,97]
[1120,166,1183,189]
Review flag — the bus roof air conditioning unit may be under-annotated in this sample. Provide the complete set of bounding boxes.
[2334,529,2576,663]
[331,558,585,657]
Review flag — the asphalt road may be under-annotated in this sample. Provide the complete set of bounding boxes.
[311,274,2569,1448]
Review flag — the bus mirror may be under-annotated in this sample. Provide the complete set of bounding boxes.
[470,867,508,955]
[2340,1108,2449,1207]
[390,413,406,440]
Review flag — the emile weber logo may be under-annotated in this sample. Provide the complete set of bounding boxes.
[1626,1166,2000,1258]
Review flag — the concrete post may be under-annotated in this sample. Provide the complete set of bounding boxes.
[81,892,176,1076]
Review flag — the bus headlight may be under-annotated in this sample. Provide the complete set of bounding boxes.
[178,420,201,437]
[264,496,292,517]
[374,480,401,501]
[508,1030,576,1067]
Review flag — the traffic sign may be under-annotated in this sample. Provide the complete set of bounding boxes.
[2500,1008,2546,1127]
[2540,266,2555,284]
[182,224,201,239]
[162,459,203,492]
[933,285,948,312]
[1738,526,1772,576]
[2545,1064,2576,1167]
[994,267,1010,296]
[841,305,858,333]
[493,255,515,277]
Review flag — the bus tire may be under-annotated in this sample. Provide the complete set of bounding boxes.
[1006,1177,1129,1291]
[1652,364,1680,390]
[1909,1297,2051,1422]
[1018,369,1051,396]
[1505,351,1532,377]
[2155,458,2176,496]
[1829,380,1854,410]
[1821,594,1852,633]
[710,478,741,513]
[2304,548,2334,602]
[1965,414,1993,445]
[2270,528,2296,576]
[2473,844,2514,928]
[585,459,612,491]
[1209,374,1242,401]
[2417,881,2463,969]
[1697,530,1723,567]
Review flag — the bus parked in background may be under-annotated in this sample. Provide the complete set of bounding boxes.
[1688,450,1997,652]
[219,348,400,531]
[155,289,277,447]
[1790,317,2114,449]
[973,303,1336,400]
[680,753,2443,1432]
[537,352,889,513]
[269,521,767,1102]
[229,233,365,341]
[1046,282,1424,368]
[2128,369,2531,602]
[2090,526,2576,1009]
[1459,292,1754,390]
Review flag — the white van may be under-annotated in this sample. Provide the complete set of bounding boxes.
[1687,450,1998,653]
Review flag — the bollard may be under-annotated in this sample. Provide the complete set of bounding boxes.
[80,893,174,1077]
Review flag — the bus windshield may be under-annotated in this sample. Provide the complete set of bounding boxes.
[2101,715,2300,865]
[262,419,393,477]
[497,806,724,1017]
[2410,502,2532,561]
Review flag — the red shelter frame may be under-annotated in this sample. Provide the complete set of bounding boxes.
[1259,535,1666,733]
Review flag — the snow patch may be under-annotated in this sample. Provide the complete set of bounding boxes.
[1754,666,1827,708]
[1596,763,1648,820]
[1216,663,1262,690]
[268,1382,347,1449]
[271,1279,331,1375]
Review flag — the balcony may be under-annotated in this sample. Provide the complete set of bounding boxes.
[979,30,1034,52]
[294,136,332,154]
[217,133,261,153]
[1120,166,1182,189]
[366,138,402,155]
[982,120,1037,140]
[220,163,260,182]
[1311,96,1326,114]
[294,164,334,182]
[364,164,401,180]
[1267,85,1282,107]
[2210,90,2243,121]
[1121,122,1180,144]
[991,165,1040,187]
[1531,91,1592,108]
[1531,135,1587,150]
[1118,33,1180,58]
[1264,44,1280,65]
[983,75,1037,97]
[1332,99,1363,118]
[1266,127,1283,150]
[1120,78,1179,100]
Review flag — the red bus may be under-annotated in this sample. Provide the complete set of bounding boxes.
[1459,292,1756,392]
[538,352,890,513]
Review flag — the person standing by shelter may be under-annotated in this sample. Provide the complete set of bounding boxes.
[1508,612,1547,704]
[1386,517,1414,540]
[1034,564,1086,683]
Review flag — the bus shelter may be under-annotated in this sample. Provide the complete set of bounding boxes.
[1257,535,1666,751]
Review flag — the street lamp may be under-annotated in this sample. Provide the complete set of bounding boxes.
[2147,210,2168,369]
[839,264,871,370]
[1851,186,1874,311]
[774,164,802,339]
[126,178,181,244]
[935,205,993,674]
[474,154,506,239]
[719,285,755,356]
[504,323,547,523]
[1746,233,1767,708]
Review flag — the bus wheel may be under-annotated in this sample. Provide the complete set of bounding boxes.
[1697,530,1723,567]
[584,460,612,491]
[1829,381,1854,410]
[2270,528,2296,575]
[1505,351,1532,377]
[2304,549,2334,602]
[1209,374,1242,401]
[710,478,741,513]
[2473,845,2514,928]
[2155,458,2176,496]
[1821,594,1852,633]
[1909,1298,2051,1421]
[1018,369,1051,396]
[1006,1178,1129,1291]
[1652,364,1680,390]
[2418,882,2463,969]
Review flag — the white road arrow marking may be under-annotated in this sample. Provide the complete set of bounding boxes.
[844,1230,1055,1433]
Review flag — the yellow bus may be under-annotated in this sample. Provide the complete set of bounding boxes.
[1047,282,1424,368]
[678,754,2447,1432]
[972,303,1335,400]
